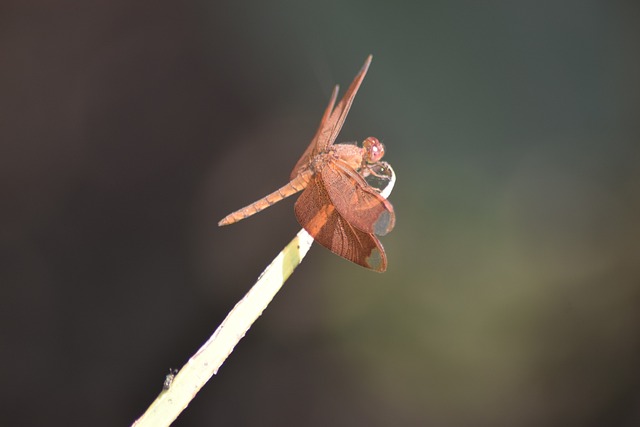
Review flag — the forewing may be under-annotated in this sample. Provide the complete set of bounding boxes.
[320,161,395,236]
[315,55,372,153]
[294,175,387,272]
[290,86,339,180]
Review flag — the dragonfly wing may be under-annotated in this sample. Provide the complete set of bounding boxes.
[319,160,395,236]
[315,55,372,153]
[290,86,339,180]
[294,174,387,272]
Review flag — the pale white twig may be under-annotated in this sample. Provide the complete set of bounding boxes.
[132,166,395,427]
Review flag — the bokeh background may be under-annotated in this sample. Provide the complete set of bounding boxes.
[2,1,639,426]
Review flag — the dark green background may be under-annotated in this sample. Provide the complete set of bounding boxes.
[2,1,639,426]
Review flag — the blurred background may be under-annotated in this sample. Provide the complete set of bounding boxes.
[1,1,639,426]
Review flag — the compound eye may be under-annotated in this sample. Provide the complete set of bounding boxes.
[363,137,385,163]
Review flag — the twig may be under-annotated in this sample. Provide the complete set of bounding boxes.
[132,166,395,426]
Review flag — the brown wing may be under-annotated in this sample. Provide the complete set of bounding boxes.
[290,86,339,180]
[294,174,387,272]
[315,55,372,153]
[319,160,395,236]
[291,55,373,178]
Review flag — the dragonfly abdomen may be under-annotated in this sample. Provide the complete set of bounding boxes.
[218,170,312,226]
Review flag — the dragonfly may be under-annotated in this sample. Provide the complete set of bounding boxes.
[218,55,395,271]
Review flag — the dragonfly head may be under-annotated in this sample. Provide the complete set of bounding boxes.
[362,137,385,164]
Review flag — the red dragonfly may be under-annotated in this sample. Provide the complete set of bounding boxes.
[218,55,395,271]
